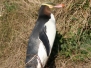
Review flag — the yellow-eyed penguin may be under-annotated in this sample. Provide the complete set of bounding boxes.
[25,3,64,68]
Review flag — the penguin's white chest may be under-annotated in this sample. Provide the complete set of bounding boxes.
[37,14,56,68]
[45,14,56,49]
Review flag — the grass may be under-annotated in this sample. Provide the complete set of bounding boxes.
[0,2,15,58]
[0,0,91,68]
[60,26,91,60]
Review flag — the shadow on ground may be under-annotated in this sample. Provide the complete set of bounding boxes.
[45,31,63,68]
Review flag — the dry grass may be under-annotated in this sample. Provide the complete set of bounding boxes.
[0,0,91,68]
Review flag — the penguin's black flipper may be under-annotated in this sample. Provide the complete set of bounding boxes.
[39,26,50,56]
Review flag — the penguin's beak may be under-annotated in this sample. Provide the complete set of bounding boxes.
[54,4,65,8]
[42,3,64,9]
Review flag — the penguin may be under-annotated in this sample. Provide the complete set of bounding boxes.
[25,3,64,68]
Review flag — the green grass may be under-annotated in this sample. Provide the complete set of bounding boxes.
[4,1,17,12]
[60,25,91,61]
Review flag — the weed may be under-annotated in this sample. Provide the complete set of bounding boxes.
[4,1,17,12]
[60,26,91,61]
[82,0,89,10]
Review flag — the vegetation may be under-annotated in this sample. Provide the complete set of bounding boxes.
[0,0,91,68]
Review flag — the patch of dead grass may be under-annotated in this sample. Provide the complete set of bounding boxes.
[0,0,91,68]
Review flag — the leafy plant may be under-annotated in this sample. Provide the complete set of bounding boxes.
[60,26,91,61]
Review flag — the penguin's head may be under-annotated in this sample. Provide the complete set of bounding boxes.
[39,3,64,17]
[41,3,55,9]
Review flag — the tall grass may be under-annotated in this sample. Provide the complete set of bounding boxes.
[0,0,91,68]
